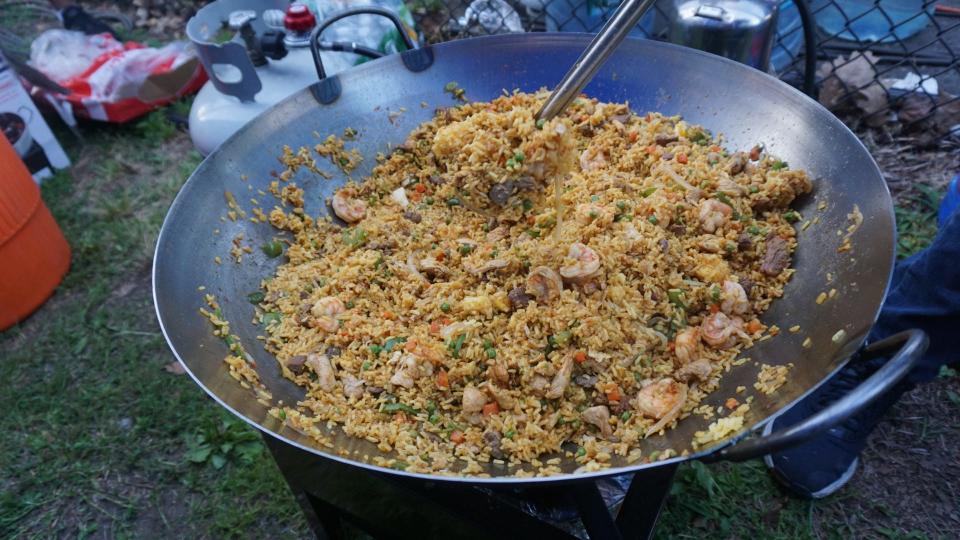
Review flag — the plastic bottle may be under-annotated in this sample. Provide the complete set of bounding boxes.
[810,0,933,42]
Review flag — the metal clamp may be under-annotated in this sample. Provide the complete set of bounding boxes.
[309,6,432,104]
[706,329,929,462]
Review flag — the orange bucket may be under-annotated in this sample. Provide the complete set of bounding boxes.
[0,135,70,330]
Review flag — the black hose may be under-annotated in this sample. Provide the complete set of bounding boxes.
[793,0,817,97]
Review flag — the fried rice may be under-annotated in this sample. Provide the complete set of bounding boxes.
[244,90,812,474]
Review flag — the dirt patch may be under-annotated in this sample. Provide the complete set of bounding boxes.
[815,375,960,537]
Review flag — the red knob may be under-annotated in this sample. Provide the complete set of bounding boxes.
[284,3,316,33]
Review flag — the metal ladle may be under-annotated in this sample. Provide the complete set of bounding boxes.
[537,0,658,121]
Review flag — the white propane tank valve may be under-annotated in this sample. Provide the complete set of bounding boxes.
[186,0,354,156]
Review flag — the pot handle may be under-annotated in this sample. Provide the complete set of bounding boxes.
[706,329,928,463]
[308,7,433,104]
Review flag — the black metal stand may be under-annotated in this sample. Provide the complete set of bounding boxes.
[264,435,677,540]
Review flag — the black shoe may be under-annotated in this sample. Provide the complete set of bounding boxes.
[763,355,913,499]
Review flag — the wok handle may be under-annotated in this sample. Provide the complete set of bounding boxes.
[309,7,417,81]
[707,329,928,463]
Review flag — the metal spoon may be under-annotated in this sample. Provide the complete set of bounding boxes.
[537,0,658,121]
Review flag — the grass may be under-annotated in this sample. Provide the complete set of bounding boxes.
[894,184,941,259]
[0,103,947,539]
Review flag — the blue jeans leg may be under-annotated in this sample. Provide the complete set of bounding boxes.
[868,211,960,384]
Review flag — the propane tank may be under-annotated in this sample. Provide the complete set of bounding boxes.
[186,0,355,155]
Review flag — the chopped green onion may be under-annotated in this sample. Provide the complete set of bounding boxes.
[641,187,657,198]
[647,215,659,225]
[247,291,265,304]
[459,244,473,255]
[783,210,800,223]
[749,185,759,193]
[426,401,437,414]
[771,160,788,171]
[589,210,599,219]
[361,360,372,370]
[504,429,516,439]
[444,81,458,92]
[748,225,761,235]
[725,243,736,252]
[513,151,525,163]
[616,201,628,211]
[535,118,546,130]
[667,289,687,310]
[345,300,355,309]
[261,240,283,258]
[278,409,286,421]
[527,228,540,238]
[425,197,435,205]
[338,157,349,167]
[440,302,451,313]
[590,195,600,203]
[446,197,461,207]
[576,447,586,457]
[620,411,632,421]
[384,336,408,352]
[381,402,419,415]
[369,345,383,356]
[448,333,467,358]
[341,228,368,248]
[522,199,534,212]
[486,348,497,359]
[262,312,282,327]
[715,192,734,207]
[710,285,722,302]
[390,460,409,470]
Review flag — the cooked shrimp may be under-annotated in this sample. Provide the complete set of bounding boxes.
[720,280,750,315]
[701,312,748,349]
[580,147,607,171]
[635,378,688,437]
[310,296,346,332]
[559,242,601,281]
[467,258,509,276]
[526,266,563,302]
[698,199,733,233]
[341,372,364,399]
[306,353,337,392]
[390,353,418,388]
[581,405,613,439]
[332,187,367,223]
[462,384,487,414]
[418,256,449,279]
[545,353,575,399]
[403,339,444,365]
[674,327,701,365]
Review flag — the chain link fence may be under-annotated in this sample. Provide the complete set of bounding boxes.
[406,0,960,145]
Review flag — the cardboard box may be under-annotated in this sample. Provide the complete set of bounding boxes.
[0,52,70,182]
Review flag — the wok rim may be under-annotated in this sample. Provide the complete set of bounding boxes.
[153,33,894,484]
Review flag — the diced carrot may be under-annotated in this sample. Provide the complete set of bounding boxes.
[574,351,588,363]
[442,317,452,325]
[414,183,427,193]
[677,153,688,164]
[527,215,536,225]
[382,310,395,320]
[667,341,676,352]
[606,385,621,403]
[746,319,762,334]
[394,412,407,423]
[429,321,442,334]
[482,402,500,416]
[725,397,740,410]
[710,145,721,152]
[410,191,423,202]
[436,251,445,262]
[629,131,639,142]
[579,114,589,122]
[437,369,449,388]
[450,430,465,444]
[710,303,720,314]
[645,145,657,155]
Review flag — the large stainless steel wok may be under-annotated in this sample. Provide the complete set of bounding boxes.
[153,33,926,483]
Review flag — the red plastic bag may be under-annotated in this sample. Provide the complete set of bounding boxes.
[29,30,206,123]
